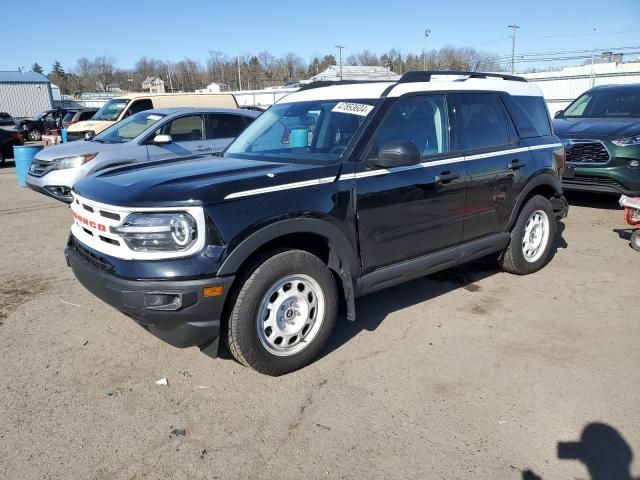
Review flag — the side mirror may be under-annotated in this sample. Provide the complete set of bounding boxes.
[369,141,421,168]
[554,110,564,119]
[153,134,173,145]
[84,130,95,140]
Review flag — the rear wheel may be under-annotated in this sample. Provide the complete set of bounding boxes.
[499,195,557,275]
[631,230,640,252]
[27,129,41,141]
[226,249,338,376]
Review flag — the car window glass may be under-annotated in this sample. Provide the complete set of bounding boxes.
[372,94,450,159]
[207,114,246,139]
[62,112,76,122]
[457,93,511,150]
[158,115,204,142]
[81,111,95,120]
[127,99,153,116]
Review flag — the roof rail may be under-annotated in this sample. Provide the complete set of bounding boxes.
[297,79,394,91]
[398,70,527,83]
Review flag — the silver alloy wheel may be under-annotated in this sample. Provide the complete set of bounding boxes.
[256,274,326,356]
[28,129,41,141]
[522,209,550,263]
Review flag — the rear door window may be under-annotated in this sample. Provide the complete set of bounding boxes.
[206,114,247,139]
[127,99,153,117]
[455,93,514,150]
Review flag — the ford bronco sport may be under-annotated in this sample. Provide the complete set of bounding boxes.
[65,71,568,375]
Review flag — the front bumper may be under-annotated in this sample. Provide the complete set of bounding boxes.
[26,165,86,203]
[65,237,234,350]
[563,165,640,196]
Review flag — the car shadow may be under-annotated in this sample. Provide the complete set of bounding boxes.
[521,423,638,480]
[321,221,568,359]
[566,191,621,210]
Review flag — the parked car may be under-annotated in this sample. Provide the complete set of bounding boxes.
[16,109,70,141]
[0,112,15,126]
[554,83,640,196]
[65,71,568,375]
[26,107,258,202]
[0,128,23,166]
[66,92,238,141]
[61,108,98,129]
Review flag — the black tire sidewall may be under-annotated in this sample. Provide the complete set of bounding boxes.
[508,196,557,274]
[229,250,338,375]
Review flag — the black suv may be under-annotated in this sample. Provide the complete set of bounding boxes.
[65,71,568,375]
[16,108,70,141]
[554,84,640,196]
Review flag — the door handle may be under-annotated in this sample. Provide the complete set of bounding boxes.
[507,159,526,170]
[435,171,460,183]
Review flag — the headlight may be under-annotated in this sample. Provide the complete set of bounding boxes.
[111,213,197,252]
[612,135,640,147]
[54,153,97,170]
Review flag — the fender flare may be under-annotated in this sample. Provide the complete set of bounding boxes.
[217,218,360,277]
[506,172,563,230]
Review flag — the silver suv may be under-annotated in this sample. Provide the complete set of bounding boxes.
[26,107,259,202]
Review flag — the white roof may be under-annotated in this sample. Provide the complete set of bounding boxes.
[309,65,400,82]
[280,74,543,104]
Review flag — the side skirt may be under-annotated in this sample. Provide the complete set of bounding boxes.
[356,233,510,296]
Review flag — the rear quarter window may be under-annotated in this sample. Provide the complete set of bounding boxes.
[505,95,552,137]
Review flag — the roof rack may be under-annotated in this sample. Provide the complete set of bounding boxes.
[297,79,394,91]
[398,70,527,83]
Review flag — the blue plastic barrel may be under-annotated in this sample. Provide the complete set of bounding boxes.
[61,128,68,143]
[13,145,43,187]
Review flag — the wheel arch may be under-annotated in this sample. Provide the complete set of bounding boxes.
[507,173,564,230]
[218,218,360,320]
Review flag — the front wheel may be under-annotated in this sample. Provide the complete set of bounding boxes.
[499,195,557,275]
[27,129,42,141]
[225,249,338,376]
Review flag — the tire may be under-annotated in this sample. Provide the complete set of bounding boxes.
[499,195,557,275]
[226,249,338,376]
[631,230,640,252]
[0,150,5,167]
[27,129,42,141]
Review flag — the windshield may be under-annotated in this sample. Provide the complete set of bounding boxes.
[562,89,640,118]
[93,111,165,144]
[92,99,130,121]
[225,99,378,163]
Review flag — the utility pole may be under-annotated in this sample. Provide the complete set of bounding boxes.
[237,51,242,91]
[423,29,431,71]
[507,24,520,75]
[335,45,345,80]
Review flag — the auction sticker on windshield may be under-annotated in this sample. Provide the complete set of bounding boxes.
[146,114,162,121]
[331,102,374,116]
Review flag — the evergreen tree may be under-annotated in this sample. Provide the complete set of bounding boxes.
[31,62,43,74]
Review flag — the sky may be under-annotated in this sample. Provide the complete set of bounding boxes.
[2,0,639,73]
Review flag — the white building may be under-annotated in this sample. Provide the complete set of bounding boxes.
[523,60,640,112]
[196,82,222,93]
[141,76,166,94]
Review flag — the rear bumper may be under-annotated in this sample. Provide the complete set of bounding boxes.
[65,237,234,349]
[66,131,87,142]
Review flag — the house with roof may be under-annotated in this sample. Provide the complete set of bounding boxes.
[0,71,53,118]
[141,76,166,94]
[308,65,400,82]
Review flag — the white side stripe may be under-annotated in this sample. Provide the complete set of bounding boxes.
[224,176,337,199]
[223,143,563,199]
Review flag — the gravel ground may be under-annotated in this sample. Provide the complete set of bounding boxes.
[0,163,638,480]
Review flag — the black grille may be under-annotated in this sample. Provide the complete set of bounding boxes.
[565,141,610,164]
[69,237,114,272]
[28,159,54,177]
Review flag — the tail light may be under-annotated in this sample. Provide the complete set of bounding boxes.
[67,120,77,125]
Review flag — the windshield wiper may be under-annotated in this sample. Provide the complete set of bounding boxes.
[92,139,108,143]
[212,151,224,157]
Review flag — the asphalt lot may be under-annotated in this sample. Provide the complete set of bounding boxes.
[0,161,638,480]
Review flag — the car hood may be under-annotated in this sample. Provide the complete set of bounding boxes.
[554,117,640,139]
[67,120,112,134]
[33,140,127,161]
[73,156,342,207]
